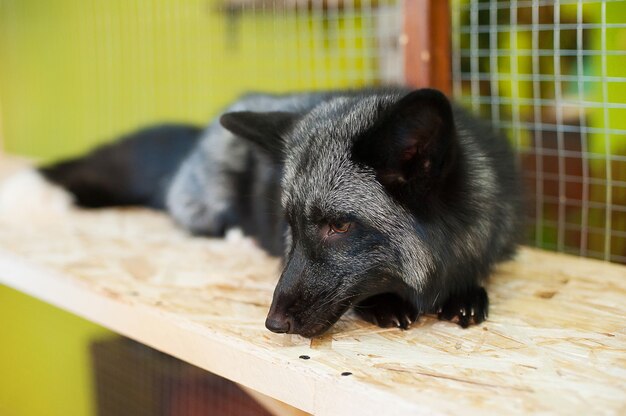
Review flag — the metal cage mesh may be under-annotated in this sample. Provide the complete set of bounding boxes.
[451,0,626,263]
[2,1,623,263]
[1,2,626,416]
[0,0,402,162]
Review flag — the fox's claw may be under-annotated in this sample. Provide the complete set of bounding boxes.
[354,293,419,330]
[438,286,489,328]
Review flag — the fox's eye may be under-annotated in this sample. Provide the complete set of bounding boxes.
[329,222,351,235]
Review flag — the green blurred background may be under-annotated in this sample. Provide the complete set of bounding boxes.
[0,0,379,162]
[0,0,625,415]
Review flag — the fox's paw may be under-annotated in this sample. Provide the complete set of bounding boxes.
[438,286,489,328]
[354,293,419,329]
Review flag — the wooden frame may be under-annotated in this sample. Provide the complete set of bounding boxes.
[403,0,452,95]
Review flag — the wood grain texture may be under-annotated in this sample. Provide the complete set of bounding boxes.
[0,164,625,415]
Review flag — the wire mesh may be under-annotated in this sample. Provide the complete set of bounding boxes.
[91,336,275,416]
[0,0,402,163]
[1,0,624,265]
[451,0,626,263]
[1,2,625,416]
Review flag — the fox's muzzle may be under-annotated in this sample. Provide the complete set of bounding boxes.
[265,245,352,337]
[265,292,296,333]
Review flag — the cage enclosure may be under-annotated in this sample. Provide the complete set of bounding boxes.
[0,1,625,415]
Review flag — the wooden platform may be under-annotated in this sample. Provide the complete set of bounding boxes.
[0,167,625,415]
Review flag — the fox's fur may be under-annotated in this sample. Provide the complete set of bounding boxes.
[39,87,523,337]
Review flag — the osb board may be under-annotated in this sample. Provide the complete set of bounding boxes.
[0,170,625,415]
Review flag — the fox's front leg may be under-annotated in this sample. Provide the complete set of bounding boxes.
[438,286,489,328]
[353,293,420,329]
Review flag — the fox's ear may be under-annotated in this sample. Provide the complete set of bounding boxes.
[353,89,457,189]
[219,111,298,161]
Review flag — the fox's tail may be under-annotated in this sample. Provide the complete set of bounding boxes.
[39,124,201,209]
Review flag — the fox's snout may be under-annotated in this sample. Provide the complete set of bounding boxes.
[265,313,293,334]
[265,293,295,334]
[265,274,350,338]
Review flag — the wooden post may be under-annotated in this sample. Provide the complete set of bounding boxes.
[402,0,452,95]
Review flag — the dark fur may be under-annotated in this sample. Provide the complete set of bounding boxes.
[41,88,522,337]
[41,124,201,209]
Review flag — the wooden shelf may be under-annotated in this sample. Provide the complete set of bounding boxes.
[1,162,625,415]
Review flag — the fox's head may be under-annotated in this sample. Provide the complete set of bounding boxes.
[220,89,459,337]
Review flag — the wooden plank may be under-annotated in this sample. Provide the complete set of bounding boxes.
[0,164,625,414]
[403,0,452,95]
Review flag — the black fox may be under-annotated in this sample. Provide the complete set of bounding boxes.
[41,87,523,337]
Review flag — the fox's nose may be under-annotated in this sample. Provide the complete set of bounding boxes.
[265,311,293,333]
